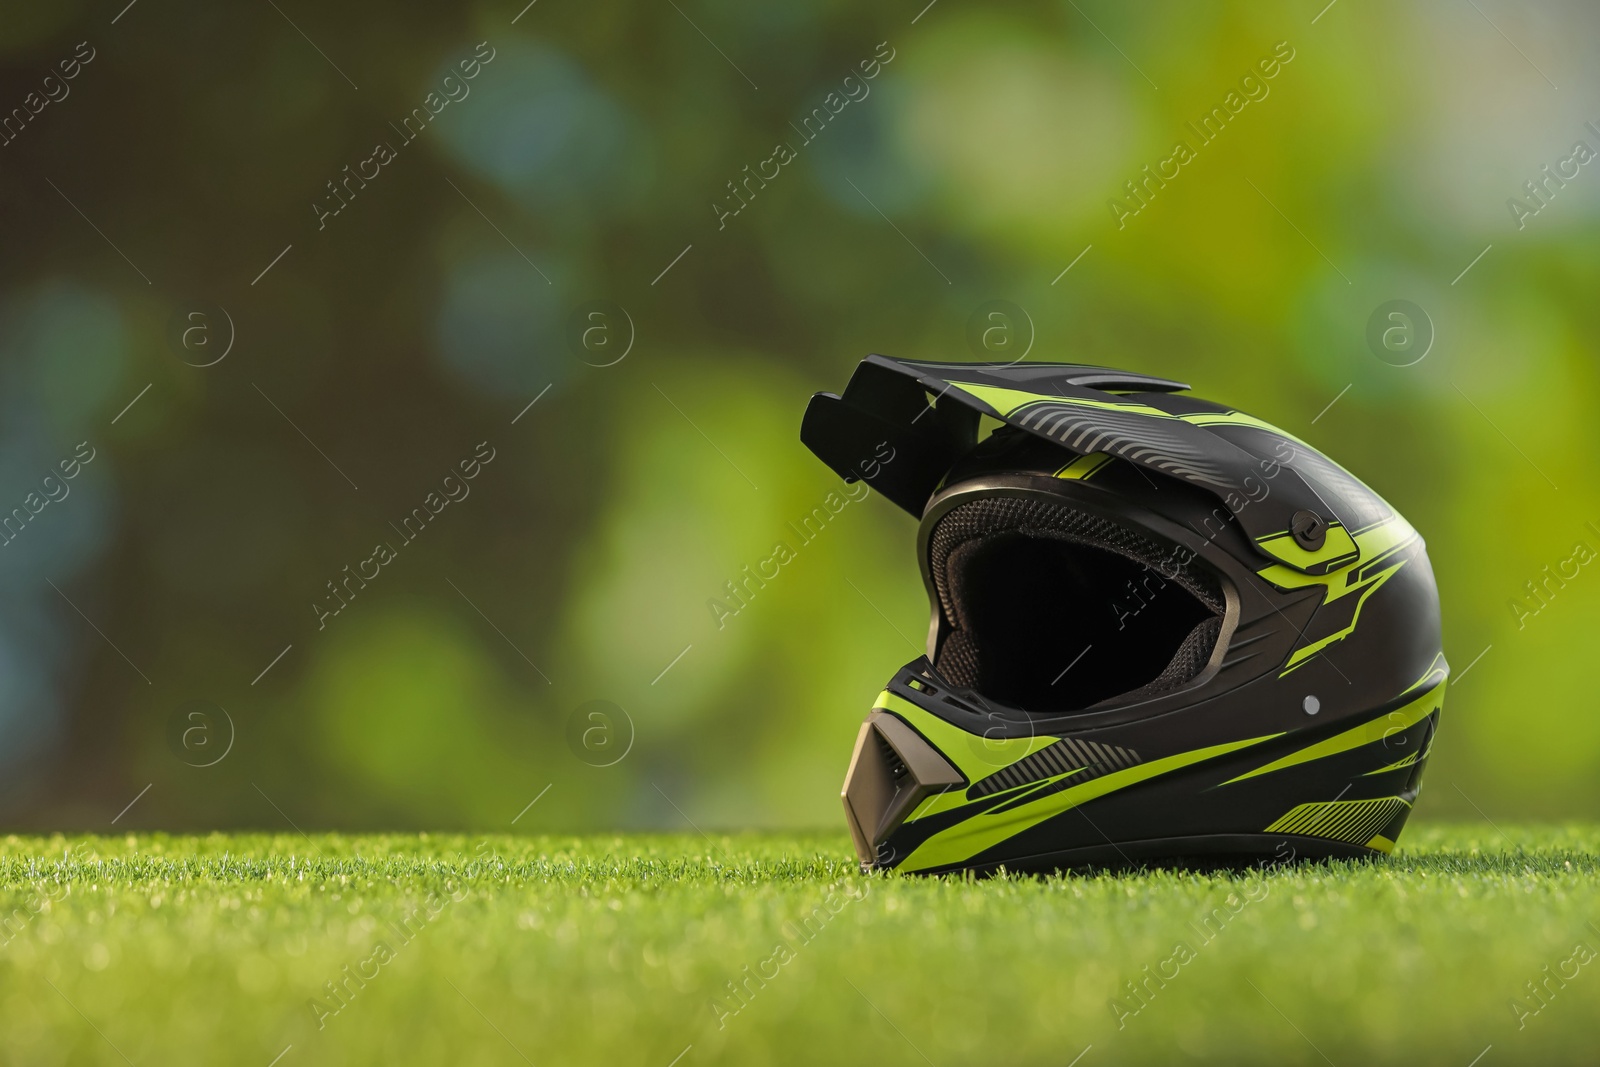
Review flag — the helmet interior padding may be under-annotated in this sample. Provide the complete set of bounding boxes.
[928,496,1224,712]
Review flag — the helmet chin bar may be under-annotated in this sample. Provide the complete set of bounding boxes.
[841,710,963,869]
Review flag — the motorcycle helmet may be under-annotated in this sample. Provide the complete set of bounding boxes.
[801,356,1446,874]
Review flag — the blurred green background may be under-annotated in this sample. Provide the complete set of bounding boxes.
[0,0,1595,833]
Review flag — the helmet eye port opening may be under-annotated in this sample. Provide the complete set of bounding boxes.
[927,495,1226,715]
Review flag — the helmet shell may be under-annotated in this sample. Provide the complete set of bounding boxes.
[806,357,1447,874]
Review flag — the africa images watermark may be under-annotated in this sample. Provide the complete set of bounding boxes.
[1508,921,1600,1030]
[312,440,497,629]
[1186,435,1300,550]
[313,41,497,231]
[1110,542,1200,631]
[307,835,513,1032]
[306,881,471,1030]
[706,440,896,629]
[1,40,95,148]
[1506,120,1600,231]
[1507,520,1600,631]
[1108,840,1297,1031]
[1,441,97,549]
[712,41,897,230]
[0,843,104,953]
[708,880,870,1030]
[1107,40,1297,230]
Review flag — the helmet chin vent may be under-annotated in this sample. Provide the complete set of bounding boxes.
[877,732,910,783]
[928,495,1224,713]
[841,711,964,869]
[967,735,1142,800]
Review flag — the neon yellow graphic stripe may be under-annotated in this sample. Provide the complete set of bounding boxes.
[1401,654,1450,696]
[1255,517,1421,672]
[1265,796,1409,844]
[985,770,1087,809]
[1279,561,1406,673]
[1257,515,1418,596]
[910,764,1089,822]
[1224,681,1444,785]
[942,382,1175,421]
[1055,452,1116,480]
[871,692,1054,785]
[1255,524,1359,570]
[898,734,1282,873]
[1179,409,1313,441]
[1363,751,1423,776]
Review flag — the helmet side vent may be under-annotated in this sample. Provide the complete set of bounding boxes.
[968,736,1143,799]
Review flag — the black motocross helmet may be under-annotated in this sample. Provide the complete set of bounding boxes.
[802,356,1446,875]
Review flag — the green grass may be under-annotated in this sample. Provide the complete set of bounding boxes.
[2,825,1599,1066]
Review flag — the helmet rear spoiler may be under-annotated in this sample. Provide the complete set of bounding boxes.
[801,355,1355,575]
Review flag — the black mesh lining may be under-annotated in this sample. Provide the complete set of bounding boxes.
[1109,616,1223,706]
[928,496,1224,712]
